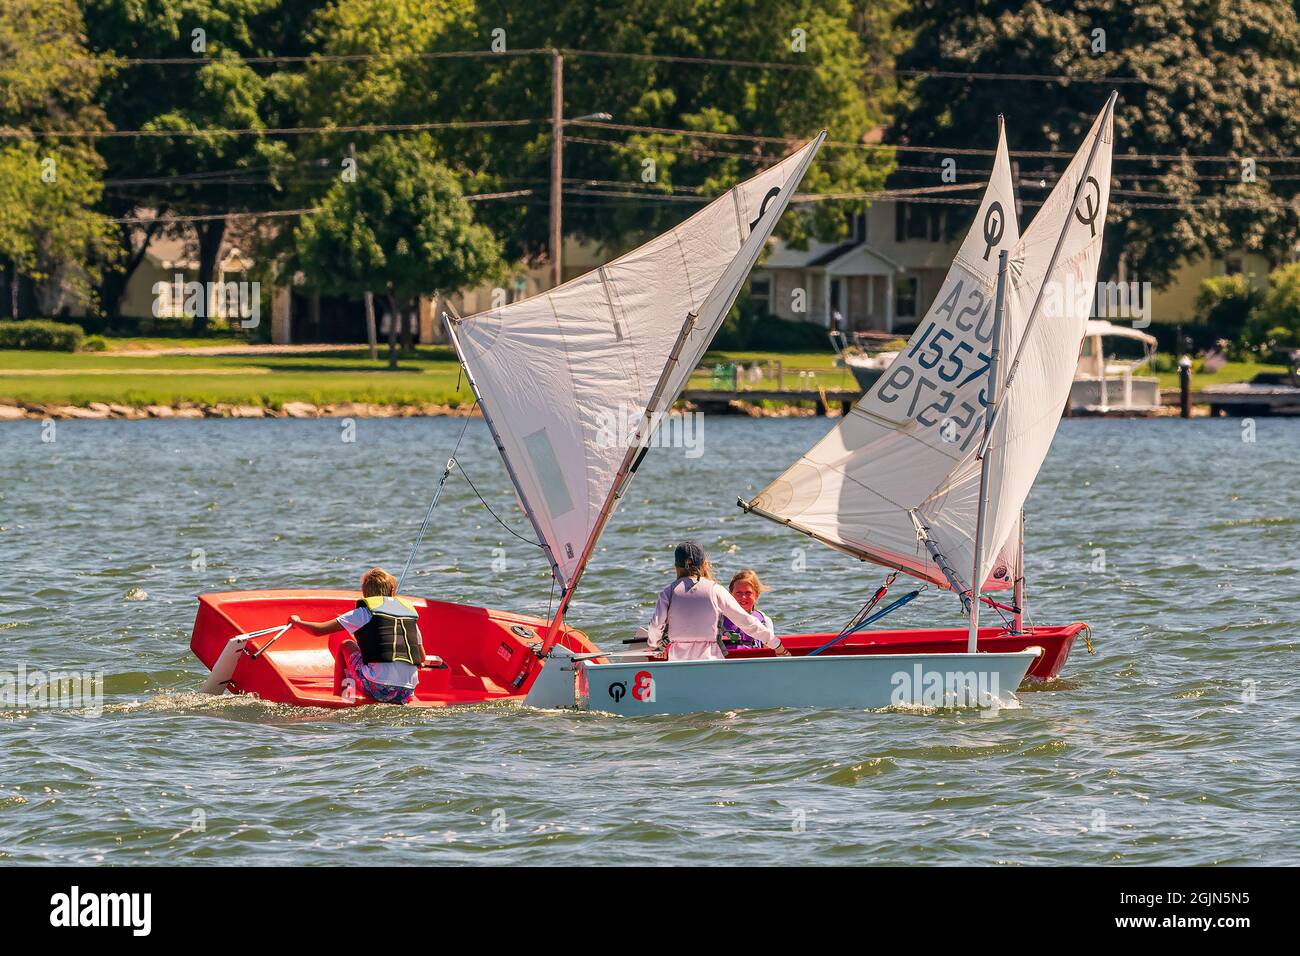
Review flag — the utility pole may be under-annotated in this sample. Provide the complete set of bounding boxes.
[549,50,563,289]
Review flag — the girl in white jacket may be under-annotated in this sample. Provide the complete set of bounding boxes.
[645,542,790,661]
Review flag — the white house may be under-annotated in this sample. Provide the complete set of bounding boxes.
[752,202,959,333]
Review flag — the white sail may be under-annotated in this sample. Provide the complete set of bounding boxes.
[746,120,1022,592]
[748,100,1115,603]
[447,135,825,595]
[968,97,1115,589]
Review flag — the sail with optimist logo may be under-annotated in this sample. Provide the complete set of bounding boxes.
[743,98,1116,614]
[444,133,827,643]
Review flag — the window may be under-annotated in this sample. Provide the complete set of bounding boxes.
[896,277,919,319]
[750,275,772,310]
[894,203,940,242]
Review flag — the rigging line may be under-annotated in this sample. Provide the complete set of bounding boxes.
[452,459,545,549]
[395,402,479,592]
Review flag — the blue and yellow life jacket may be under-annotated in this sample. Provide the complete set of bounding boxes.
[354,595,422,665]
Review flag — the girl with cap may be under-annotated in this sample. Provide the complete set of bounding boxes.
[645,542,790,661]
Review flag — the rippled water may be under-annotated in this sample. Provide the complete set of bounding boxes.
[1,415,1297,865]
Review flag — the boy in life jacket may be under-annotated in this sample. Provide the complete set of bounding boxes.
[289,567,425,704]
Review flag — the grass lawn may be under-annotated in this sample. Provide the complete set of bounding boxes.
[0,343,851,408]
[1152,359,1289,390]
[11,340,1275,409]
[0,346,470,408]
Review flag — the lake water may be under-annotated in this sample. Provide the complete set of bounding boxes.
[1,415,1297,865]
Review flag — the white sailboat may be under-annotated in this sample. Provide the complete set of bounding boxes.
[449,99,1117,715]
[192,103,1114,714]
[731,97,1118,705]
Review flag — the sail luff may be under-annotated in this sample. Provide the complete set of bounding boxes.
[972,93,1117,590]
[442,309,565,584]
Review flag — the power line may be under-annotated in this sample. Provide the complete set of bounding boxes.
[5,118,540,140]
[108,188,534,223]
[568,121,1300,164]
[78,44,1172,89]
[14,111,1300,167]
[96,48,548,66]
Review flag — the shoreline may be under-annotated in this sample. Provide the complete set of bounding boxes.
[0,398,828,420]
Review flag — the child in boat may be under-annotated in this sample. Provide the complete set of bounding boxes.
[288,567,424,704]
[645,542,789,661]
[718,569,775,651]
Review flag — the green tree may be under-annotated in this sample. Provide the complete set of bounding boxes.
[888,0,1300,287]
[1246,262,1300,350]
[84,0,294,329]
[295,134,502,367]
[288,0,898,265]
[0,0,116,318]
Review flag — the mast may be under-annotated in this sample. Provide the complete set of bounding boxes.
[442,308,565,586]
[539,309,699,651]
[536,133,826,652]
[966,248,1009,653]
[1013,509,1025,634]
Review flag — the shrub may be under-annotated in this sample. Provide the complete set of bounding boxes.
[0,319,85,351]
[1193,274,1261,349]
[749,314,832,350]
[715,295,834,351]
[80,335,108,352]
[1245,263,1300,350]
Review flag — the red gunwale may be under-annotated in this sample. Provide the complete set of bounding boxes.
[191,589,600,709]
[725,622,1086,681]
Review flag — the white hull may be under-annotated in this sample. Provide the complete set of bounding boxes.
[1069,375,1160,413]
[525,646,1041,716]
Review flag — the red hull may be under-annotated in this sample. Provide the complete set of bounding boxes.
[192,591,1084,708]
[190,590,600,708]
[733,622,1085,682]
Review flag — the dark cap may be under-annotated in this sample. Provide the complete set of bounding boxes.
[674,541,706,569]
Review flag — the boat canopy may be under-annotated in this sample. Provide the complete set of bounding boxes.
[446,133,825,612]
[747,100,1115,600]
[1084,319,1157,347]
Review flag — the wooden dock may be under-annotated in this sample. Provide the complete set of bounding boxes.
[680,383,1300,418]
[1160,384,1300,416]
[682,387,862,415]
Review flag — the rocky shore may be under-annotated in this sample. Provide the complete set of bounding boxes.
[0,400,478,420]
[0,398,823,420]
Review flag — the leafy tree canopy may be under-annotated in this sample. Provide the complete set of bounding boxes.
[889,0,1300,287]
[294,133,502,304]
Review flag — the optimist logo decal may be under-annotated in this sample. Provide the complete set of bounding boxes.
[981,201,1005,260]
[631,670,656,702]
[608,681,626,702]
[748,186,780,232]
[1074,176,1102,237]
